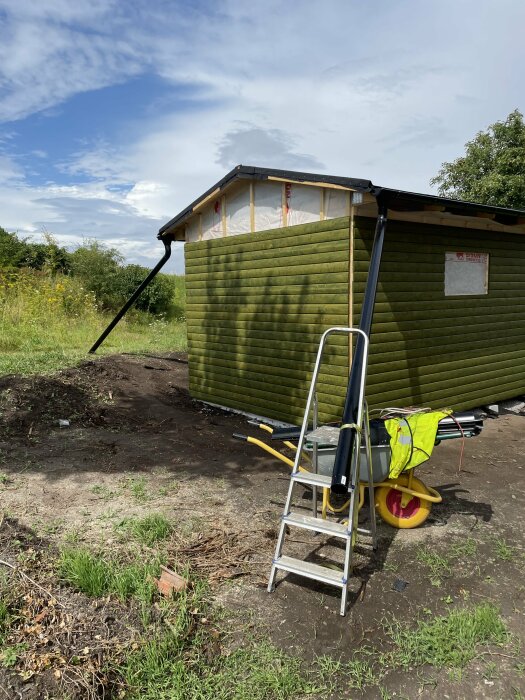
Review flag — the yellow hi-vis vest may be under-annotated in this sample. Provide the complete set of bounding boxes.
[385,410,451,479]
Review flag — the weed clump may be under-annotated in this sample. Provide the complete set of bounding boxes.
[385,603,508,669]
[58,548,160,605]
[118,513,173,546]
[58,548,315,700]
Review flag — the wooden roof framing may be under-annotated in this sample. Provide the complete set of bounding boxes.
[159,165,525,242]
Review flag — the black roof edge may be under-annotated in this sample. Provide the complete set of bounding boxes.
[158,165,525,239]
[157,165,376,238]
[380,187,525,219]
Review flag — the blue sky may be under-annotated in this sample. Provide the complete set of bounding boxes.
[1,0,524,273]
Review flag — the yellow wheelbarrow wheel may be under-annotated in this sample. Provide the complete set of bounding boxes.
[375,474,432,529]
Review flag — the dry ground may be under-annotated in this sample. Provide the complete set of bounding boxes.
[0,353,524,699]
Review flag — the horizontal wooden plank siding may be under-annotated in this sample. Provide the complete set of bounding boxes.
[354,217,525,411]
[185,218,351,423]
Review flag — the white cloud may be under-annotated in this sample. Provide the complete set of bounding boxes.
[1,0,525,271]
[0,179,184,271]
[0,153,24,183]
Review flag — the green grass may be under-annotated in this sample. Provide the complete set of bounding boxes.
[58,547,161,606]
[123,476,150,503]
[494,537,515,561]
[121,636,315,700]
[0,270,186,376]
[416,550,451,585]
[118,584,318,700]
[0,598,10,635]
[0,573,17,643]
[345,657,378,689]
[384,603,508,669]
[58,549,112,597]
[25,538,521,700]
[315,653,378,693]
[333,603,511,695]
[91,484,116,501]
[313,656,343,693]
[118,513,173,546]
[57,544,324,700]
[450,537,478,558]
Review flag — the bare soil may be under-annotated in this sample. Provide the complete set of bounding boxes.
[0,353,524,699]
[0,517,142,700]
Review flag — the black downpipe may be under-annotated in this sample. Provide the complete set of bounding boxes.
[88,238,172,354]
[330,200,388,494]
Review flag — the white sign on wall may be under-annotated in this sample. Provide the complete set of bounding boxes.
[445,251,489,296]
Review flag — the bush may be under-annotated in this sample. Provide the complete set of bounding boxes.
[68,240,123,309]
[69,241,178,315]
[113,265,176,314]
[0,228,69,273]
[22,238,70,273]
[0,228,25,268]
[171,275,186,320]
[0,231,184,318]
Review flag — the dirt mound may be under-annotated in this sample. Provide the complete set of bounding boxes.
[0,352,193,440]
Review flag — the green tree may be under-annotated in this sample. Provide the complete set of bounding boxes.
[69,240,177,314]
[69,240,123,309]
[430,109,525,209]
[113,264,176,314]
[0,227,26,268]
[23,233,70,272]
[0,228,69,272]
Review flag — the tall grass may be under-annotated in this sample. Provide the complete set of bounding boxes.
[0,269,186,375]
[117,513,173,546]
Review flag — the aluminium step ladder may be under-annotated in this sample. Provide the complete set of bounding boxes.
[267,327,377,616]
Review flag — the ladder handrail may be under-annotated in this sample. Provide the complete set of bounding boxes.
[290,326,369,482]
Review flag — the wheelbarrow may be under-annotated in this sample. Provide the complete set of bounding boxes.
[234,412,482,529]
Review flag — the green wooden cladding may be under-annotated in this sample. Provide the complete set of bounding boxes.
[185,218,351,424]
[357,218,525,411]
[185,214,525,424]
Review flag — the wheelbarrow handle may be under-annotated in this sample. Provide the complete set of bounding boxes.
[232,433,248,441]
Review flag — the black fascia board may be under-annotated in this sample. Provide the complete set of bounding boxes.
[379,187,525,221]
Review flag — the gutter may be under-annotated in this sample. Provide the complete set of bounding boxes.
[88,238,173,354]
[330,195,389,494]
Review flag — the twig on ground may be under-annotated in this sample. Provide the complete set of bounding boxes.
[0,558,66,608]
[478,650,517,660]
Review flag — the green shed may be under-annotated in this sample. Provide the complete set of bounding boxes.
[158,166,525,424]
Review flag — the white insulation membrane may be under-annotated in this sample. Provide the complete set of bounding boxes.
[185,216,200,243]
[226,187,251,236]
[287,184,321,226]
[254,181,283,231]
[325,189,350,219]
[201,201,223,240]
[184,181,353,242]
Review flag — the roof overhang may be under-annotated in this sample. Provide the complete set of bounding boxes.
[158,165,525,240]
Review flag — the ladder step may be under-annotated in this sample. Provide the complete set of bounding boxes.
[273,555,345,587]
[291,471,332,488]
[283,512,350,538]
